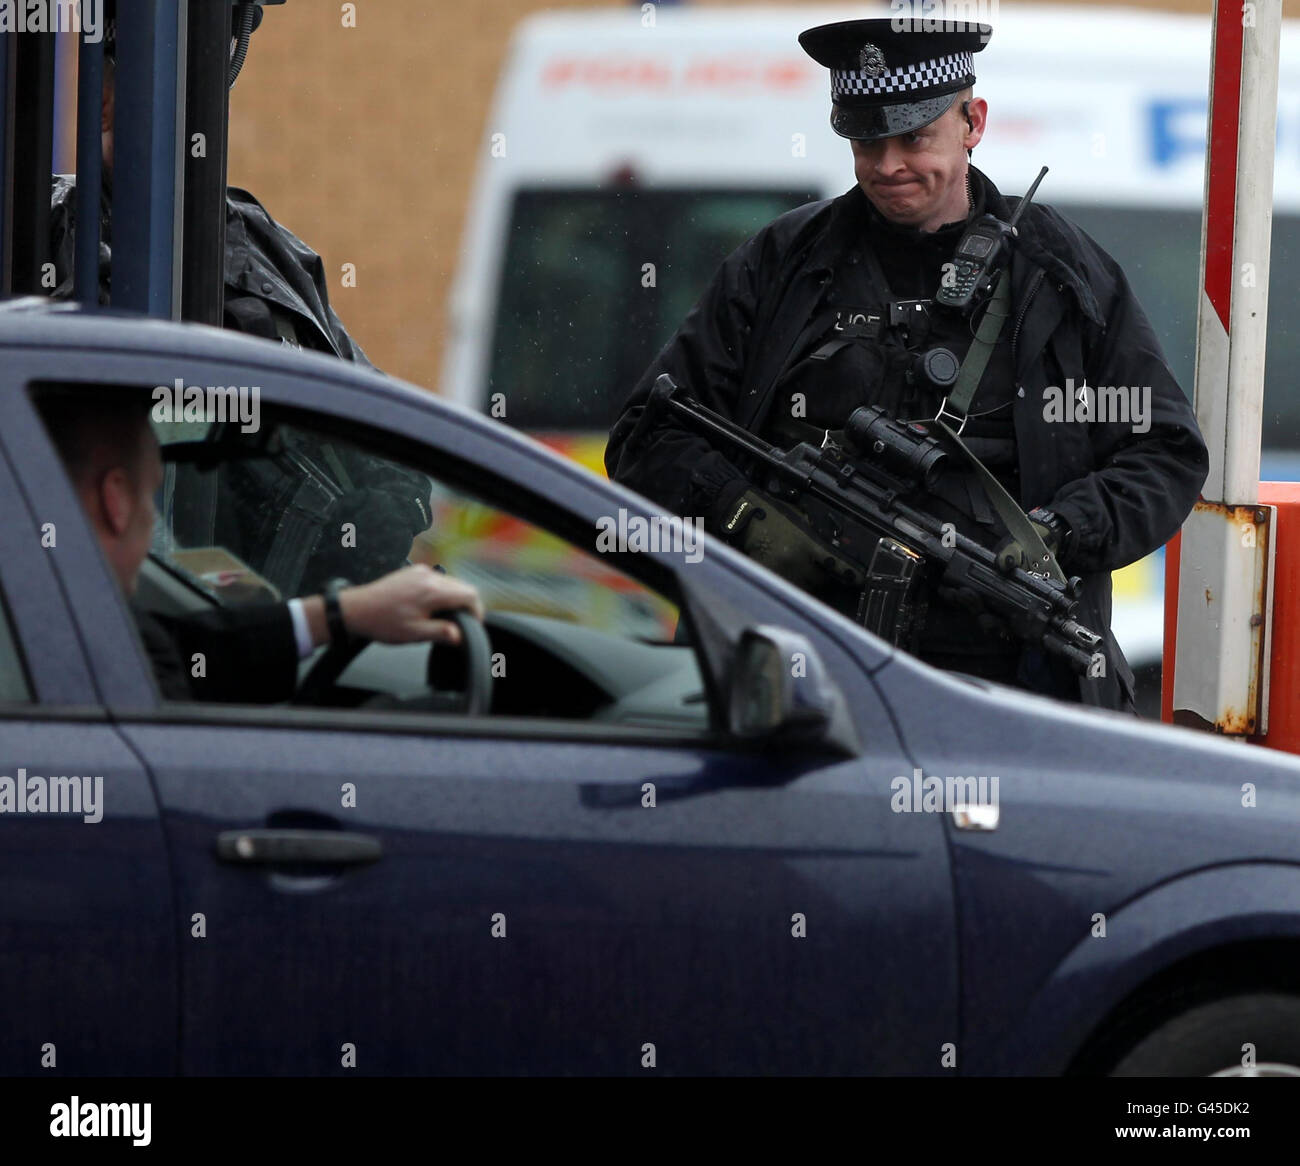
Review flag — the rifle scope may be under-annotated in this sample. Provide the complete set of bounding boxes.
[843,406,949,492]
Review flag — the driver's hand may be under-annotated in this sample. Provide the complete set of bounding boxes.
[339,564,484,646]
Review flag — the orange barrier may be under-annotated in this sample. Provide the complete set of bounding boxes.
[1163,482,1300,751]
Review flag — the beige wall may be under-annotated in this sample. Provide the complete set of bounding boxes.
[229,0,605,388]
[226,0,1252,391]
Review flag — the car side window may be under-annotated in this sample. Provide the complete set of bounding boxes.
[149,411,708,728]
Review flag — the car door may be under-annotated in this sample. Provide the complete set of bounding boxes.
[0,396,177,1076]
[17,339,958,1075]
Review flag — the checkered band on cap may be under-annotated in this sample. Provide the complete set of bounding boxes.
[831,50,974,97]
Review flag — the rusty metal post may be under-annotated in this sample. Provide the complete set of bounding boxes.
[1170,0,1280,736]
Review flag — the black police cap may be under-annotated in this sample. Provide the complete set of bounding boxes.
[799,17,992,141]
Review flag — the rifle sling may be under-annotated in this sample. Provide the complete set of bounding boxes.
[928,271,1065,583]
[931,416,1064,583]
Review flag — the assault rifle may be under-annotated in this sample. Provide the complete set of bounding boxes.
[648,374,1104,674]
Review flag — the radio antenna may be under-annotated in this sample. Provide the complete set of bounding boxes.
[1008,166,1049,232]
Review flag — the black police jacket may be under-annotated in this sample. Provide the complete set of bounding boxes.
[606,167,1210,711]
[49,176,432,594]
[49,175,370,364]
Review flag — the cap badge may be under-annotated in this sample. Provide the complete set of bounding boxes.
[859,43,887,77]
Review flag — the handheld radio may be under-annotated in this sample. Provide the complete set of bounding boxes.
[936,165,1049,313]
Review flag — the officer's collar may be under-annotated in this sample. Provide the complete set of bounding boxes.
[222,192,255,286]
[970,167,1105,326]
[815,166,1105,326]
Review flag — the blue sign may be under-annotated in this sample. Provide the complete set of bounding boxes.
[1149,98,1207,168]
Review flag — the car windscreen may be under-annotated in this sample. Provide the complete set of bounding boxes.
[486,187,816,433]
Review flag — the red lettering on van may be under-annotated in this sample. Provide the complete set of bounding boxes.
[685,56,813,90]
[541,56,811,92]
[542,58,671,89]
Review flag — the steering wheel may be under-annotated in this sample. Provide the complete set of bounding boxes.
[294,609,493,715]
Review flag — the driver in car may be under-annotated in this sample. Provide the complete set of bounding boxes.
[37,390,484,703]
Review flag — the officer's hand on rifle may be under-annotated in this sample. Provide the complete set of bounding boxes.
[719,489,865,593]
[993,507,1071,574]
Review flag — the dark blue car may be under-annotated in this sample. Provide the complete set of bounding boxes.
[3,302,1300,1077]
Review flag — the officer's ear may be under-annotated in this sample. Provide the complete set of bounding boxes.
[960,95,988,154]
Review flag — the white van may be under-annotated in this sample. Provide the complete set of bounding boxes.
[440,4,1300,711]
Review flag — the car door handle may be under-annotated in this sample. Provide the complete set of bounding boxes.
[215,829,382,866]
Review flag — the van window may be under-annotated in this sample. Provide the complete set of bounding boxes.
[1055,204,1300,450]
[489,193,1300,451]
[488,187,815,432]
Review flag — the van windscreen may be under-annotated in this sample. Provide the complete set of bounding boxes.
[487,187,816,433]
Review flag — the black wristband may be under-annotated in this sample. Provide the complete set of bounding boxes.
[1028,507,1066,535]
[1027,507,1073,558]
[323,578,353,648]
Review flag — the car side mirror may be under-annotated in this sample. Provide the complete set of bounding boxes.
[728,625,856,753]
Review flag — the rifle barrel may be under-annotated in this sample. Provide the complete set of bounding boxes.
[666,395,812,489]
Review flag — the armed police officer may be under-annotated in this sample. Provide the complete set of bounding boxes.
[605,17,1207,712]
